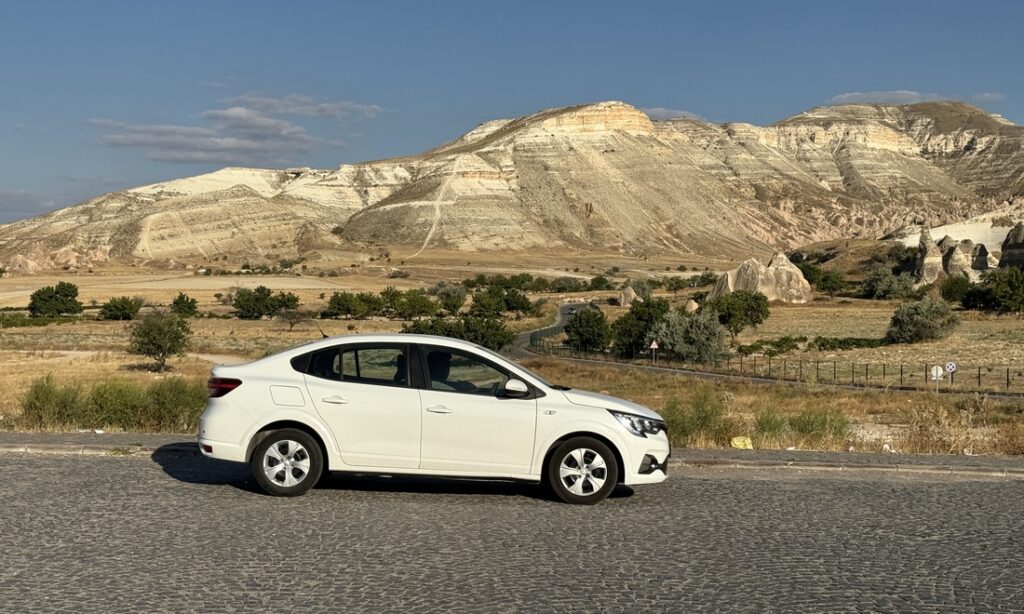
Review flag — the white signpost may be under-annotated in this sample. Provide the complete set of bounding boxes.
[649,340,659,365]
[930,365,944,393]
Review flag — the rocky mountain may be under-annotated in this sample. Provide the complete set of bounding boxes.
[2,100,1022,273]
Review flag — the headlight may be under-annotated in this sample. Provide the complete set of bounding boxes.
[609,410,666,438]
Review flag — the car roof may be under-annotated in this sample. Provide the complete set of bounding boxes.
[282,333,491,356]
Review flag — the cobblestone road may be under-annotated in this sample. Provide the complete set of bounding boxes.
[1,451,1022,612]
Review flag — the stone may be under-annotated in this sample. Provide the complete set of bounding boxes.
[943,239,976,279]
[683,299,700,314]
[971,243,995,270]
[618,286,640,307]
[999,222,1024,268]
[706,252,812,304]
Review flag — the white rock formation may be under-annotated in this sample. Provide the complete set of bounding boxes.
[706,253,812,304]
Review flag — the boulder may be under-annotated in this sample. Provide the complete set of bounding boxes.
[683,298,700,314]
[971,243,996,270]
[999,222,1024,268]
[914,229,944,284]
[706,252,812,304]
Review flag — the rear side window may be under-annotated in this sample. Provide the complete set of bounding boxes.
[293,344,410,387]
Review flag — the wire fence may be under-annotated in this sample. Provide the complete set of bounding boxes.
[528,329,1024,396]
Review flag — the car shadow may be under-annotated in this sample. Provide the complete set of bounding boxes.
[150,443,635,501]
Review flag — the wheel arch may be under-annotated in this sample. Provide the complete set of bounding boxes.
[247,420,330,465]
[542,431,626,484]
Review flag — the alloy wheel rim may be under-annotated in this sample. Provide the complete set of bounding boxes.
[263,440,311,488]
[558,447,607,496]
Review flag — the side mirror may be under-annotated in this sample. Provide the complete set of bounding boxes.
[503,378,530,398]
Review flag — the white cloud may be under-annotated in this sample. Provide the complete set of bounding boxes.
[92,93,376,165]
[971,92,1006,103]
[642,107,702,121]
[829,90,944,105]
[221,93,382,120]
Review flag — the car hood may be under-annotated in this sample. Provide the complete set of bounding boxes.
[560,389,663,420]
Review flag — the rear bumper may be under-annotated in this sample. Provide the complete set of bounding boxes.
[197,437,246,462]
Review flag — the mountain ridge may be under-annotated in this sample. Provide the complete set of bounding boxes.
[1,99,1021,274]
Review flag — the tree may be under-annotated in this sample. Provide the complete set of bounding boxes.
[629,280,653,302]
[564,308,611,351]
[128,311,191,371]
[611,298,670,358]
[170,292,198,317]
[353,292,384,319]
[323,291,360,319]
[817,270,846,299]
[270,291,300,315]
[402,316,514,350]
[650,308,729,364]
[395,291,438,320]
[884,297,959,344]
[665,276,688,295]
[233,286,274,319]
[939,275,972,304]
[279,309,312,331]
[796,262,823,287]
[469,287,507,318]
[705,290,770,343]
[435,283,468,314]
[862,264,914,299]
[588,275,614,291]
[379,286,403,318]
[986,267,1024,317]
[502,288,533,316]
[28,281,83,317]
[98,296,144,320]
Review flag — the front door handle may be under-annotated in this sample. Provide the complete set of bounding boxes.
[322,395,349,405]
[426,405,453,414]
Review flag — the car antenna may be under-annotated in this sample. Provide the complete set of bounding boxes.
[312,319,329,339]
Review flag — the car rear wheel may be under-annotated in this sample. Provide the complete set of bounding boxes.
[251,429,323,497]
[546,436,619,504]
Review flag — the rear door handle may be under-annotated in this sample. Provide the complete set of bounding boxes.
[426,405,453,414]
[322,395,349,405]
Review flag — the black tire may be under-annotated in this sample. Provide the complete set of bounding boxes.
[546,436,619,505]
[251,428,324,497]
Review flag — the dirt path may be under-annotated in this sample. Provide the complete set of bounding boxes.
[409,157,461,259]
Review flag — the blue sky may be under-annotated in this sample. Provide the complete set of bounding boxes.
[1,0,1021,222]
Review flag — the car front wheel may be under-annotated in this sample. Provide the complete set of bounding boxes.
[251,428,323,497]
[546,437,619,504]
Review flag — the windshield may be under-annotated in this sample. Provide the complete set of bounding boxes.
[472,344,570,390]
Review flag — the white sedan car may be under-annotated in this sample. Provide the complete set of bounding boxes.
[198,334,669,504]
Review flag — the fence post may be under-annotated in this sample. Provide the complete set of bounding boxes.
[865,363,869,383]
[882,363,887,383]
[783,359,788,380]
[799,360,803,382]
[768,356,772,378]
[900,363,904,387]
[753,356,757,376]
[924,364,928,387]
[833,361,837,383]
[1008,367,1012,391]
[815,361,819,382]
[978,366,981,389]
[950,369,954,388]
[739,355,743,374]
[851,362,856,384]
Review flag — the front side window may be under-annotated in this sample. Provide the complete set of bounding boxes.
[425,348,509,396]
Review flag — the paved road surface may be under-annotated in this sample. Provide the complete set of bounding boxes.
[1,452,1022,612]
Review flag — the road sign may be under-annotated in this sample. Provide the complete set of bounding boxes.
[945,362,957,373]
[930,366,945,381]
[649,340,659,350]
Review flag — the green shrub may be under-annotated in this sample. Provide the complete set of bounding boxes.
[662,387,736,446]
[705,290,770,343]
[737,335,807,356]
[650,309,730,363]
[170,292,199,317]
[884,297,959,344]
[754,408,789,440]
[940,275,972,304]
[788,408,850,441]
[128,312,192,371]
[809,336,885,351]
[862,264,915,299]
[89,380,148,428]
[564,307,611,351]
[28,281,83,317]
[99,296,145,320]
[145,378,207,431]
[19,375,83,429]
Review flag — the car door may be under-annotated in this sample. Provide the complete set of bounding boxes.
[417,345,537,475]
[301,342,422,469]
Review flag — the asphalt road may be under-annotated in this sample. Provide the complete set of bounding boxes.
[2,452,1022,612]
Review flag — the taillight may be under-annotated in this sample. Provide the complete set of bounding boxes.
[208,377,242,398]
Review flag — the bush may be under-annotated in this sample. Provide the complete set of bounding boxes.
[19,375,83,429]
[611,298,670,358]
[705,290,770,343]
[395,290,438,320]
[388,269,411,279]
[817,270,845,298]
[588,275,614,291]
[661,387,736,446]
[737,335,808,356]
[884,297,959,344]
[754,409,789,443]
[170,292,198,317]
[434,283,469,314]
[862,264,915,299]
[128,311,192,371]
[564,308,611,351]
[940,275,972,304]
[982,267,1024,316]
[19,375,206,431]
[28,281,83,317]
[233,286,299,319]
[788,409,850,442]
[796,262,823,286]
[99,296,145,321]
[650,309,730,363]
[808,336,884,351]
